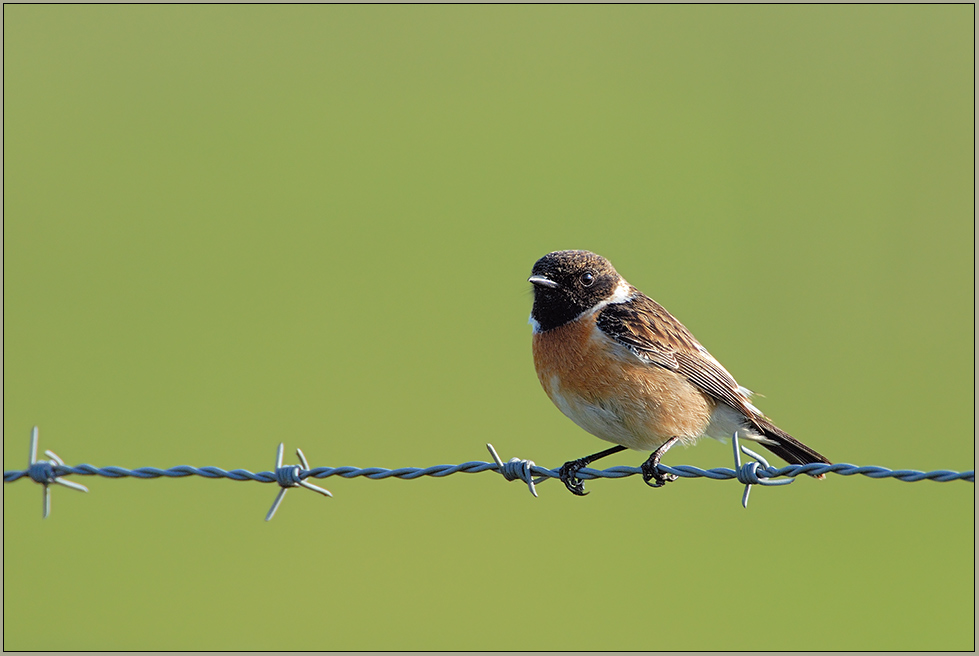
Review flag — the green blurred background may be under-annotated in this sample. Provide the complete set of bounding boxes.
[4,5,973,651]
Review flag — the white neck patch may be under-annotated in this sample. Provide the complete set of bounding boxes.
[579,278,635,319]
[608,278,633,304]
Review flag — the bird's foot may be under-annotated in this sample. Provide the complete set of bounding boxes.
[641,437,680,488]
[559,459,591,496]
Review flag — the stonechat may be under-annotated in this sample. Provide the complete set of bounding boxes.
[528,249,830,496]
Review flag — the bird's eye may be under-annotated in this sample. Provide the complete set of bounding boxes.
[580,271,595,287]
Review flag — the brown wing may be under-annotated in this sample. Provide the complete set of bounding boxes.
[595,293,758,419]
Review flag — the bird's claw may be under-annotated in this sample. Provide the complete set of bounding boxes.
[559,459,590,496]
[641,455,678,488]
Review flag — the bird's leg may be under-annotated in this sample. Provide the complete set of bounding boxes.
[560,445,627,496]
[641,436,680,488]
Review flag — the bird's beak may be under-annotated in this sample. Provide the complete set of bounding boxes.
[528,275,559,289]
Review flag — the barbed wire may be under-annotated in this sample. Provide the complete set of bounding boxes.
[4,427,974,520]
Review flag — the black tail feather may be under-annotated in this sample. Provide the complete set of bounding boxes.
[755,420,830,477]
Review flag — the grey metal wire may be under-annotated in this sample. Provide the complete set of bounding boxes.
[4,427,973,519]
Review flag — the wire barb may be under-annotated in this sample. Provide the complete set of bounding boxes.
[23,426,89,518]
[265,443,333,521]
[732,431,794,509]
[486,443,547,497]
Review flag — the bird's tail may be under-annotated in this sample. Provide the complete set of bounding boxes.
[755,419,830,479]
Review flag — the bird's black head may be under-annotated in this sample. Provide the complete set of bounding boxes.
[529,250,625,332]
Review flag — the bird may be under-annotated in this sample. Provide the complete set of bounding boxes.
[528,249,830,496]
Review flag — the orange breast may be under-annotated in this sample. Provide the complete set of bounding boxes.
[532,313,714,450]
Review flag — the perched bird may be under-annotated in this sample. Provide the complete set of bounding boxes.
[528,249,830,496]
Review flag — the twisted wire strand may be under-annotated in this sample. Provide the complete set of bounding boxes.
[5,427,973,519]
[5,460,974,484]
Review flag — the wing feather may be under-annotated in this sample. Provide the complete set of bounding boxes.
[596,294,759,420]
